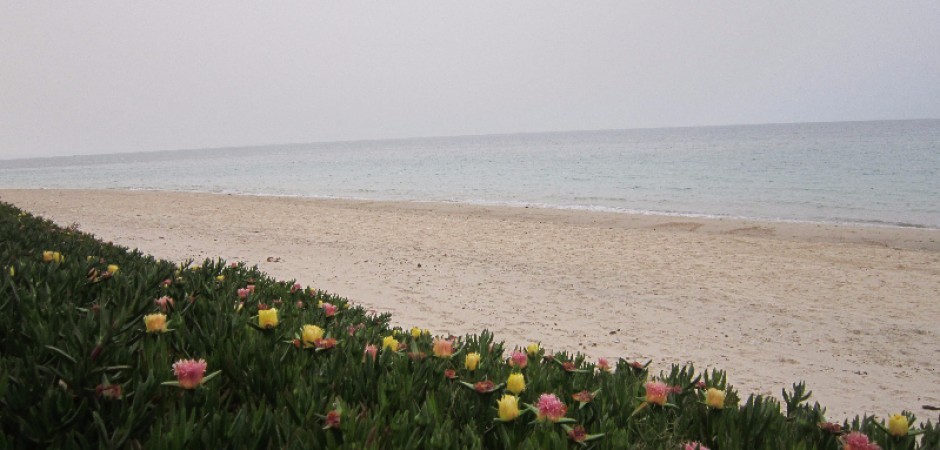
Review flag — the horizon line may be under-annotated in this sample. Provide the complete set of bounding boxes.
[2,117,938,163]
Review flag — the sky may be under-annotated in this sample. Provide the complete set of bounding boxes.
[1,2,939,160]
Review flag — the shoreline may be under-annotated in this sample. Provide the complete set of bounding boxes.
[5,187,940,250]
[2,188,939,420]
[4,186,939,235]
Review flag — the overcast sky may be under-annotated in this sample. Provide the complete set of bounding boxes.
[1,2,939,160]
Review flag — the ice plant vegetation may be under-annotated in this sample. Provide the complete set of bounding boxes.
[705,387,726,409]
[143,313,168,333]
[507,372,526,395]
[43,250,65,263]
[258,308,278,329]
[535,393,568,422]
[2,204,939,448]
[645,381,669,406]
[171,359,208,389]
[508,351,528,369]
[432,338,454,358]
[496,395,520,422]
[363,344,378,362]
[154,295,174,312]
[464,352,481,371]
[843,431,881,450]
[302,325,325,348]
[382,335,399,351]
[888,413,909,437]
[526,342,540,355]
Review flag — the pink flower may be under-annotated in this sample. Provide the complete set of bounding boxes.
[155,296,174,312]
[291,282,302,293]
[508,351,528,369]
[597,357,611,372]
[474,380,496,393]
[695,380,707,390]
[572,390,595,403]
[432,338,455,358]
[536,393,567,422]
[172,358,208,389]
[95,383,122,399]
[322,302,337,317]
[324,410,341,429]
[363,344,378,362]
[568,425,587,443]
[237,288,250,299]
[843,432,880,450]
[246,284,256,293]
[444,369,457,380]
[296,301,304,309]
[669,385,683,394]
[160,278,172,288]
[645,381,669,406]
[315,338,337,350]
[682,442,711,450]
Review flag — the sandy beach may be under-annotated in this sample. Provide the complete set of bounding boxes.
[2,188,938,420]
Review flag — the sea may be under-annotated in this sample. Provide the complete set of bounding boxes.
[2,119,939,229]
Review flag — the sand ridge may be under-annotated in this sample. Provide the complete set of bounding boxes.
[2,188,939,421]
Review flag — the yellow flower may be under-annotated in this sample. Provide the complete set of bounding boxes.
[7,266,13,277]
[705,388,725,409]
[143,313,167,333]
[216,275,225,281]
[506,373,525,395]
[43,251,64,263]
[87,256,95,262]
[382,335,399,351]
[465,352,481,371]
[302,325,324,348]
[107,264,119,274]
[526,343,540,355]
[192,265,201,271]
[497,395,520,421]
[258,309,279,329]
[888,413,909,437]
[411,327,422,338]
[317,300,323,307]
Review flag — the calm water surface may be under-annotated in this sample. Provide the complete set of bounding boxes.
[2,120,939,228]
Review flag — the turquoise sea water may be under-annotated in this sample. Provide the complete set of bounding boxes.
[2,120,939,228]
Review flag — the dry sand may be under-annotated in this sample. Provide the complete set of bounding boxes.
[3,188,939,421]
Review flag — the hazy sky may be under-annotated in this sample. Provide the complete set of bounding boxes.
[2,2,939,160]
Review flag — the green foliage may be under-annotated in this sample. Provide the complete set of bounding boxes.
[0,202,937,449]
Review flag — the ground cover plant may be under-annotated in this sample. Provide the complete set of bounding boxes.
[1,201,938,449]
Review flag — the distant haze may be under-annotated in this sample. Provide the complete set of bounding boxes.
[2,2,939,160]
